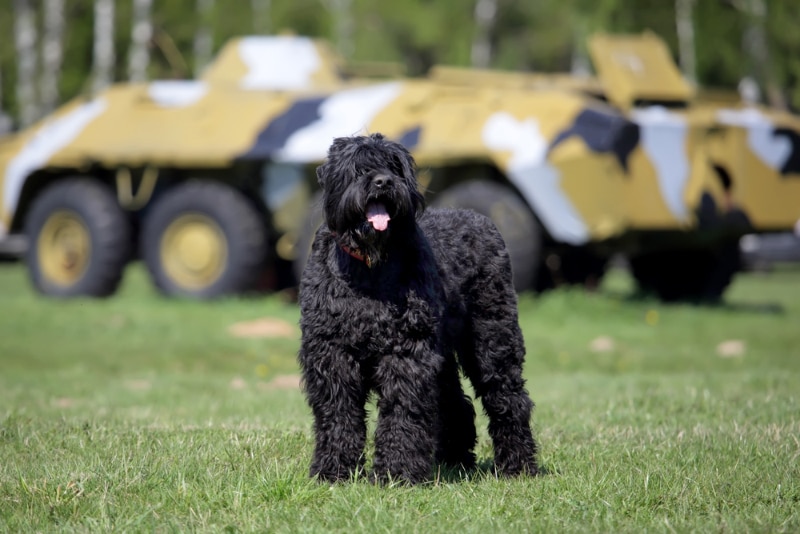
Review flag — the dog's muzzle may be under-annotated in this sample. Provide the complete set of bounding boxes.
[365,173,394,232]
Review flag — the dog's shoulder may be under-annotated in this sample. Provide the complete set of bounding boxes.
[419,207,509,269]
[420,207,503,240]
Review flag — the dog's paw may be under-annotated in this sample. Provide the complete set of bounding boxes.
[310,465,365,484]
[436,450,477,472]
[493,457,539,478]
[369,467,430,486]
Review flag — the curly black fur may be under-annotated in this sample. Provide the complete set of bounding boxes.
[299,133,538,484]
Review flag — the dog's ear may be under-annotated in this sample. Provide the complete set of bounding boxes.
[387,141,426,217]
[315,162,328,189]
[392,143,417,183]
[317,136,355,189]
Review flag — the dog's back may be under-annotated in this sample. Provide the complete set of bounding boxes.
[419,207,516,301]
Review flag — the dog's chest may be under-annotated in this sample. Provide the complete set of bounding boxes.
[345,287,443,359]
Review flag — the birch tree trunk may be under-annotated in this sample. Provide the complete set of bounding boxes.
[13,0,39,127]
[471,0,497,68]
[251,0,271,35]
[129,0,153,82]
[675,0,696,83]
[330,0,354,59]
[570,19,591,76]
[41,0,66,113]
[194,0,215,75]
[93,0,115,93]
[732,0,786,108]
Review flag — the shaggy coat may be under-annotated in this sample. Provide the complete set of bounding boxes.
[299,133,538,484]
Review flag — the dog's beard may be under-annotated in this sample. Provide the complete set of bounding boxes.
[333,184,396,263]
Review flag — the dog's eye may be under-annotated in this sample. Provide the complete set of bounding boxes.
[390,157,405,177]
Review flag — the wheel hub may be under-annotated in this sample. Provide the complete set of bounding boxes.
[161,214,227,290]
[37,210,91,286]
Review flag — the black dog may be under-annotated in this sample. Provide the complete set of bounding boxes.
[298,133,538,484]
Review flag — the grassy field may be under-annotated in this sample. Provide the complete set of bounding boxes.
[1,262,799,532]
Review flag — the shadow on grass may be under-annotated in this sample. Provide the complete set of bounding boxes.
[432,458,554,484]
[316,459,554,487]
[609,289,786,315]
[717,300,785,314]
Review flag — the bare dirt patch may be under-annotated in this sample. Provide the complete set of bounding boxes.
[260,375,302,390]
[589,335,616,353]
[227,317,297,339]
[716,339,746,358]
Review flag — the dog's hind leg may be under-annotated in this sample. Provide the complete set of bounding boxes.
[457,280,539,477]
[435,356,477,471]
[481,376,538,477]
[300,348,369,483]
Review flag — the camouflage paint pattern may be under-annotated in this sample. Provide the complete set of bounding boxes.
[2,34,800,251]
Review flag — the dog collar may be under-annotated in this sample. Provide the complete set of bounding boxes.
[330,232,373,268]
[340,244,373,268]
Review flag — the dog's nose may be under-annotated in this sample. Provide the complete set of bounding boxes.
[372,174,393,188]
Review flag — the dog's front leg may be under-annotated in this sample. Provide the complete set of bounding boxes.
[300,347,369,483]
[371,347,442,485]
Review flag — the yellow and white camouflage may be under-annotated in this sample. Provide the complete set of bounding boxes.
[1,32,799,299]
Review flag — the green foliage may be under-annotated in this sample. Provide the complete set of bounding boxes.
[693,1,748,88]
[354,0,476,74]
[60,1,95,99]
[767,1,800,105]
[1,263,800,531]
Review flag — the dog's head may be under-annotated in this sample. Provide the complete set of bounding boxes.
[315,133,425,264]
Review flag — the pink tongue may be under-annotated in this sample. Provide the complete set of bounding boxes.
[367,202,390,231]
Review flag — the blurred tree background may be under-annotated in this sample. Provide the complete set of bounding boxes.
[1,0,799,130]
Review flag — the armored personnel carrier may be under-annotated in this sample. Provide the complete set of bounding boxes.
[2,32,798,300]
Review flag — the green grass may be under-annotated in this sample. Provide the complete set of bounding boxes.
[1,262,799,532]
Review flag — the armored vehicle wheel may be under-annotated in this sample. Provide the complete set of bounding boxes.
[292,190,324,285]
[24,178,132,297]
[629,242,740,302]
[534,246,609,292]
[433,180,541,292]
[141,181,268,298]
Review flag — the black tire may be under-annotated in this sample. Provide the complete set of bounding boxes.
[433,180,541,292]
[629,242,741,302]
[24,178,132,297]
[292,190,324,286]
[141,180,268,298]
[534,246,609,293]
